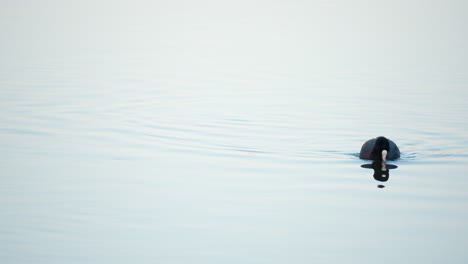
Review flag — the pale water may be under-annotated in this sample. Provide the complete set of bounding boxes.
[1,1,468,263]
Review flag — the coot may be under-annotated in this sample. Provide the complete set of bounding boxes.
[359,136,400,161]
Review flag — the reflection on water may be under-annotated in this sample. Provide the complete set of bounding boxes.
[361,162,398,187]
[1,0,468,263]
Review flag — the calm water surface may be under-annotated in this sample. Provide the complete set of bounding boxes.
[1,1,468,263]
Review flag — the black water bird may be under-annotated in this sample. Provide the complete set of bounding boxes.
[359,136,400,161]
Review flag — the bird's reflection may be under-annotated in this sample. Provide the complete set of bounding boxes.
[361,161,398,188]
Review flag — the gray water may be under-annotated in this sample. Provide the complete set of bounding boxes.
[1,1,468,263]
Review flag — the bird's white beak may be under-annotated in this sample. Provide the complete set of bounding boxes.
[381,150,388,171]
[382,150,387,162]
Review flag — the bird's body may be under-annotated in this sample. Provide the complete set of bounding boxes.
[359,137,400,161]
